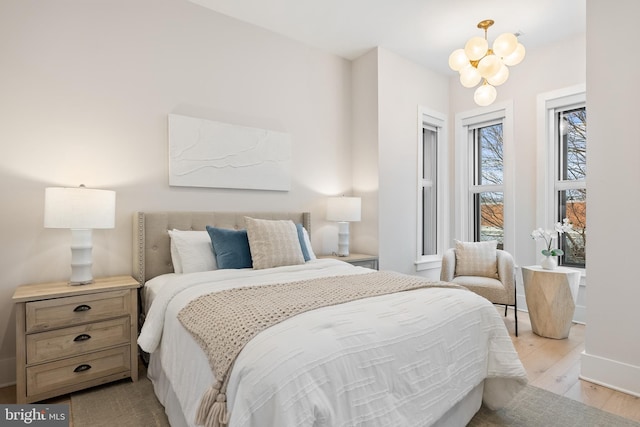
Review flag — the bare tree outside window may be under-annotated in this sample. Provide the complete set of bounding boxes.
[558,107,586,267]
[473,124,504,248]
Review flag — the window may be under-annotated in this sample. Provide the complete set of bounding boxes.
[416,107,448,271]
[538,86,586,269]
[471,122,504,248]
[455,103,514,253]
[421,125,438,256]
[556,106,586,267]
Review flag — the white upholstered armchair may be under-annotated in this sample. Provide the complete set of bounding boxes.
[440,243,518,336]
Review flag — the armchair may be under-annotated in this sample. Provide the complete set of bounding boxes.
[440,245,518,336]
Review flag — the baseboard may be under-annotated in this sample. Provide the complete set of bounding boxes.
[580,351,640,397]
[0,356,16,387]
[572,304,586,324]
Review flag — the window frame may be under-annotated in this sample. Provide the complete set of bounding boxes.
[416,106,448,271]
[421,124,438,256]
[455,101,515,254]
[536,85,586,270]
[470,120,505,247]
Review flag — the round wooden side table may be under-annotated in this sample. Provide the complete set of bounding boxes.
[522,265,581,339]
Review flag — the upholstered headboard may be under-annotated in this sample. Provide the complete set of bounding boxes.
[133,211,311,285]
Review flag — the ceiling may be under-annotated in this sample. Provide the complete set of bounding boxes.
[189,0,586,75]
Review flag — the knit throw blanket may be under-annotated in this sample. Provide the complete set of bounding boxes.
[177,271,464,427]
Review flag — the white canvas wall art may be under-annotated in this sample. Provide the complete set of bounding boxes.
[168,114,291,191]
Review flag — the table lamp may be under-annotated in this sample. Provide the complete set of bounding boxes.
[44,185,116,285]
[327,196,361,257]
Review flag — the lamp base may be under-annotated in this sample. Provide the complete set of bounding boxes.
[337,222,350,257]
[69,229,94,285]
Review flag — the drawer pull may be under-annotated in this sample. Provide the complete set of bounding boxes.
[73,304,92,312]
[73,334,92,342]
[73,364,92,373]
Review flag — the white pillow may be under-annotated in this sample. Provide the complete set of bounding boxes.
[168,233,183,273]
[168,230,217,274]
[244,217,305,270]
[454,240,499,278]
[302,227,316,260]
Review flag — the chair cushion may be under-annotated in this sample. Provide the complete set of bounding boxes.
[454,240,499,279]
[451,276,510,305]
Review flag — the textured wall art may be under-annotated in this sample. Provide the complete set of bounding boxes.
[168,114,292,191]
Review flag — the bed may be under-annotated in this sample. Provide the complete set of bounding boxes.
[134,211,527,427]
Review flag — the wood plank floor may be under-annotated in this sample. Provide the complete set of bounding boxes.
[1,309,639,425]
[501,307,640,423]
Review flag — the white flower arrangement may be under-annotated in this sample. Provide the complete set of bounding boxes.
[531,218,573,257]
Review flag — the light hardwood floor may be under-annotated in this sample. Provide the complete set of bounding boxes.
[502,307,640,423]
[1,309,639,424]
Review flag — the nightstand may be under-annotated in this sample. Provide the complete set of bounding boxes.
[522,266,581,339]
[319,253,379,270]
[12,275,140,404]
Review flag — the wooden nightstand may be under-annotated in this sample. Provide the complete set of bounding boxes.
[12,275,140,404]
[319,253,379,270]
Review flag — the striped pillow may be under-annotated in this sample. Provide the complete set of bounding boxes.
[245,217,305,270]
[454,240,499,278]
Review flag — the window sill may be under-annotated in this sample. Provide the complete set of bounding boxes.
[415,255,442,272]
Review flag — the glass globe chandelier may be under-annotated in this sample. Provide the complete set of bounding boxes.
[449,19,525,106]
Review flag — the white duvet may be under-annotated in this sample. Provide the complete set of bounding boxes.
[138,259,527,427]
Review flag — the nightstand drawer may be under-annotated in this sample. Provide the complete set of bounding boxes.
[25,289,131,333]
[26,317,131,365]
[26,346,130,397]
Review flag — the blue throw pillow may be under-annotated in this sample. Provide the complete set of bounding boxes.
[295,223,311,262]
[206,226,253,269]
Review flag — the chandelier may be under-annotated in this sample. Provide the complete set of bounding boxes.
[448,19,525,106]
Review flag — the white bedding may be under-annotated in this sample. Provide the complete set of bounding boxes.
[138,259,527,427]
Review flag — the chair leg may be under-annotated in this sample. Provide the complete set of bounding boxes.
[505,305,508,316]
[514,287,518,337]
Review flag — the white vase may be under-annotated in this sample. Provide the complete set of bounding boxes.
[541,255,558,270]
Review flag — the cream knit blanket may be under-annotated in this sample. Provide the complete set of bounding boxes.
[177,271,464,427]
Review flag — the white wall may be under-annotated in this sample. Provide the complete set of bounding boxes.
[581,0,640,396]
[377,48,449,278]
[351,49,379,255]
[350,47,449,279]
[0,0,352,385]
[448,34,586,317]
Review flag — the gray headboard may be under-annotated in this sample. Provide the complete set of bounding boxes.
[133,211,311,285]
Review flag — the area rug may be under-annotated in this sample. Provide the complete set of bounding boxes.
[72,374,639,427]
[71,374,169,427]
[469,383,640,427]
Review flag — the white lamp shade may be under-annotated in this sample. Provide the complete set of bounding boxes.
[464,36,488,61]
[492,32,518,58]
[448,48,469,71]
[487,63,509,86]
[502,43,526,66]
[459,65,482,88]
[477,54,502,79]
[474,83,497,106]
[327,197,361,222]
[45,187,116,229]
